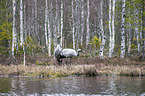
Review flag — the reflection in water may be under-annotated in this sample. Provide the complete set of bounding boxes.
[0,76,145,95]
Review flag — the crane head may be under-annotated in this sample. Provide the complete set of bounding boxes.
[77,49,82,52]
[57,36,61,39]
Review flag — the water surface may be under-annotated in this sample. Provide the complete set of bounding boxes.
[0,76,145,96]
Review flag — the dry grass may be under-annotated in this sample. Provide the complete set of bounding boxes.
[0,56,145,77]
[0,61,145,77]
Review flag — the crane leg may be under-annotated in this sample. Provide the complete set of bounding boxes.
[66,58,67,65]
[70,58,71,66]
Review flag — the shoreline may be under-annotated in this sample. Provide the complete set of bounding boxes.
[0,63,145,77]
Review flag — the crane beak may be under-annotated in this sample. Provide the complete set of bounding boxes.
[82,50,85,53]
[57,36,61,39]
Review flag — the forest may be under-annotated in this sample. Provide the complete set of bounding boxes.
[0,0,145,66]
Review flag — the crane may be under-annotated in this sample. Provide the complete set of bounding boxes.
[60,49,82,65]
[54,36,62,65]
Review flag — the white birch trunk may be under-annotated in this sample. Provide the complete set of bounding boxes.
[108,0,112,58]
[127,24,131,55]
[72,0,75,49]
[34,0,38,43]
[86,0,90,48]
[48,14,51,56]
[120,0,126,58]
[99,0,105,59]
[127,8,131,56]
[60,0,63,47]
[45,0,49,54]
[23,4,26,66]
[81,0,84,46]
[112,0,115,55]
[20,0,23,46]
[54,0,58,49]
[135,9,140,53]
[12,0,16,57]
[23,43,25,66]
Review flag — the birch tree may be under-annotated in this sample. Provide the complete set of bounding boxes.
[121,0,126,58]
[23,4,26,66]
[142,0,145,60]
[86,0,90,48]
[72,0,75,49]
[45,0,49,54]
[20,0,23,46]
[126,6,131,56]
[112,0,115,55]
[12,0,16,57]
[81,0,84,46]
[108,0,115,58]
[99,0,105,59]
[135,9,140,53]
[48,2,51,57]
[75,0,80,49]
[60,0,63,47]
[54,0,58,49]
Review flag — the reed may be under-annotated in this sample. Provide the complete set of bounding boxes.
[0,62,145,77]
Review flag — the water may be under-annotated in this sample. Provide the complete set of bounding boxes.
[0,76,145,96]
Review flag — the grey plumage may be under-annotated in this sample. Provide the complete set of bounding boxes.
[54,36,62,65]
[60,49,82,58]
[54,36,82,65]
[60,49,82,65]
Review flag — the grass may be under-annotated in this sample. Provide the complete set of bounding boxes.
[0,57,145,77]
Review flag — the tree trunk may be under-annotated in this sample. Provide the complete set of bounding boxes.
[48,8,51,57]
[108,0,112,58]
[112,0,115,56]
[20,0,23,46]
[72,0,75,49]
[99,0,105,59]
[60,0,63,47]
[86,0,90,48]
[120,0,126,58]
[135,9,140,54]
[142,0,145,61]
[45,0,49,54]
[81,0,84,46]
[12,0,16,57]
[127,7,131,56]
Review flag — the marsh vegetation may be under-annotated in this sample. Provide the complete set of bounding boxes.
[0,56,145,77]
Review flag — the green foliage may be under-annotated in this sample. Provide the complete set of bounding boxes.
[35,60,39,65]
[0,22,12,54]
[89,36,101,49]
[25,36,35,54]
[0,22,12,42]
[117,49,121,57]
[130,43,137,49]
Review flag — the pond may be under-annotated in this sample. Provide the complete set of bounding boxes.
[0,76,145,96]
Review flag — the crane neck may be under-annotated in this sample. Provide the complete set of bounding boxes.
[77,51,80,56]
[57,38,60,44]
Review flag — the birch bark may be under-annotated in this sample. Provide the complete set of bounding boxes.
[99,0,105,59]
[121,0,126,58]
[127,8,131,56]
[48,18,51,56]
[112,0,115,55]
[86,0,90,48]
[45,0,49,54]
[12,0,16,57]
[20,0,23,46]
[60,0,63,47]
[135,9,140,53]
[108,0,112,58]
[72,0,75,49]
[81,0,84,46]
[142,0,145,61]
